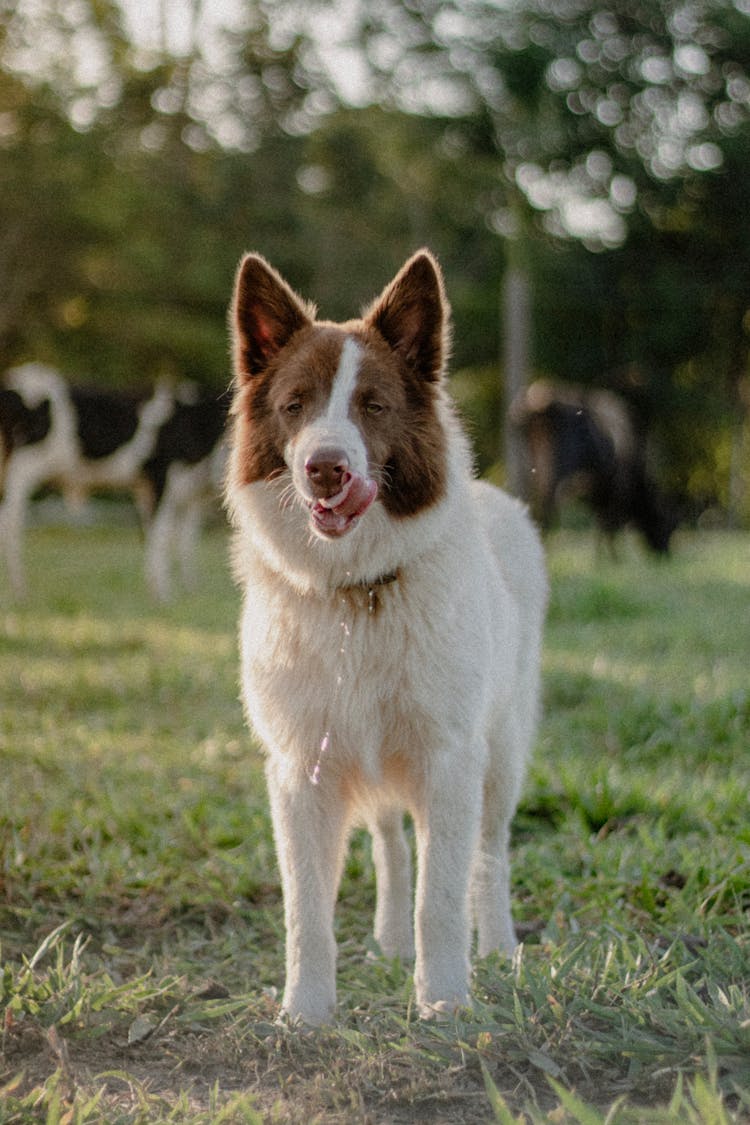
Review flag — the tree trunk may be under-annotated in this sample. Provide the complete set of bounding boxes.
[502,263,532,499]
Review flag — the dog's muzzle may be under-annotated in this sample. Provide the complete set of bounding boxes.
[304,449,377,537]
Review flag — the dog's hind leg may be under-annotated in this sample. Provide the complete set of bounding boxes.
[471,816,517,958]
[471,752,524,958]
[370,809,415,961]
[266,757,350,1026]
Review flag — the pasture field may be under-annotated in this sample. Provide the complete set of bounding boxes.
[0,523,748,1124]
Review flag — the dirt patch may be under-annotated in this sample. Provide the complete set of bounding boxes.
[3,1015,540,1123]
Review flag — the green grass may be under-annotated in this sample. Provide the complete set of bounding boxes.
[0,523,748,1123]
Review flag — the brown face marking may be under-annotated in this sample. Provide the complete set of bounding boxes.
[349,330,447,517]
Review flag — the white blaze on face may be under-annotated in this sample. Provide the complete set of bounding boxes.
[324,336,362,427]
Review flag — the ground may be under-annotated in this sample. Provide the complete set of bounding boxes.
[1,523,748,1123]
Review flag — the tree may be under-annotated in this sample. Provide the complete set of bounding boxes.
[298,0,750,518]
[0,0,319,385]
[2,0,748,518]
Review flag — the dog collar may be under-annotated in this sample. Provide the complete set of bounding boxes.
[339,569,399,615]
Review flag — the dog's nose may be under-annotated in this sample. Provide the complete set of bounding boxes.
[305,449,351,499]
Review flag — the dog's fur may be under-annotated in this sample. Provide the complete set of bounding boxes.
[226,250,547,1024]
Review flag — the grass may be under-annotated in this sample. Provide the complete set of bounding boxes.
[0,521,748,1123]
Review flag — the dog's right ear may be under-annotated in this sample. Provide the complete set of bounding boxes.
[232,254,314,380]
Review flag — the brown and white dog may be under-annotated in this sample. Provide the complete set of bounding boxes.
[226,250,547,1024]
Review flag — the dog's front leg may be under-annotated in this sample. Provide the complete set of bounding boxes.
[265,757,349,1026]
[412,757,483,1018]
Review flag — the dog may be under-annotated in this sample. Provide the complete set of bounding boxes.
[512,379,676,553]
[0,364,227,600]
[225,250,547,1025]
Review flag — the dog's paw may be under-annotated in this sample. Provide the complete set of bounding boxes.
[417,995,473,1022]
[278,994,335,1028]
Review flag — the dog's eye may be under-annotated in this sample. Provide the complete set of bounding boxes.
[284,400,303,416]
[365,400,384,416]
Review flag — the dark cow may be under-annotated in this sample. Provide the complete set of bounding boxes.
[512,379,676,553]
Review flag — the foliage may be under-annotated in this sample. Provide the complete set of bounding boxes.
[0,0,749,520]
[341,0,750,518]
[0,523,748,1121]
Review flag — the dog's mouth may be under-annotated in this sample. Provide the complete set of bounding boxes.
[309,474,378,538]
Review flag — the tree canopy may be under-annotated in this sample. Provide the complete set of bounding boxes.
[1,0,748,520]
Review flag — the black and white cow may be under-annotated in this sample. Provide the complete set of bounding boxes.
[0,386,53,480]
[0,364,227,599]
[140,387,229,601]
[512,379,676,554]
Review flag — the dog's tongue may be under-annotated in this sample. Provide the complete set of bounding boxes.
[312,474,377,535]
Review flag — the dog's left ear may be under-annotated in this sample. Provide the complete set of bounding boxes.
[364,250,449,382]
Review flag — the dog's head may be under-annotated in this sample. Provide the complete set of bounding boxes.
[228,251,450,542]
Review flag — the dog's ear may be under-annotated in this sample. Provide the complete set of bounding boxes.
[364,250,449,382]
[232,254,314,379]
